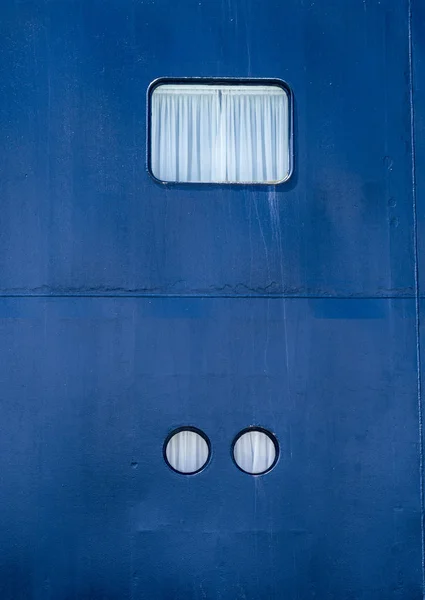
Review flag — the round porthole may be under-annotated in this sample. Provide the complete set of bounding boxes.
[232,428,278,475]
[164,428,211,475]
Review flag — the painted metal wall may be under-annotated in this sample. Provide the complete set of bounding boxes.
[0,0,423,598]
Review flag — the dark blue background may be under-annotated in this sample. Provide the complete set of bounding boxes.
[0,0,423,598]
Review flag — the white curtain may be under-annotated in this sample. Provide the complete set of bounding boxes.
[166,430,209,474]
[233,430,276,474]
[151,85,289,183]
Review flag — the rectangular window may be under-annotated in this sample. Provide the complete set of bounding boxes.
[149,80,291,184]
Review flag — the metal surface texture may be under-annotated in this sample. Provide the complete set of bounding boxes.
[0,0,423,598]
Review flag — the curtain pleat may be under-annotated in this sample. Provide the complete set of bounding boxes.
[233,430,276,474]
[151,84,289,183]
[166,430,209,473]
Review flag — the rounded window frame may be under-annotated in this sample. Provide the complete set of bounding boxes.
[163,426,212,476]
[231,426,279,476]
[147,76,294,186]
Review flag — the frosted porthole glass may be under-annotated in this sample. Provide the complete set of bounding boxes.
[165,429,210,474]
[233,429,277,475]
[150,82,290,183]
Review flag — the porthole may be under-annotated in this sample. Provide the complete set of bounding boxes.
[164,427,211,475]
[232,428,278,475]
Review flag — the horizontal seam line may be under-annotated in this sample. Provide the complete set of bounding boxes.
[0,294,418,300]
